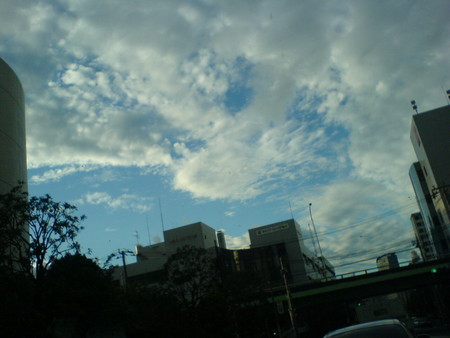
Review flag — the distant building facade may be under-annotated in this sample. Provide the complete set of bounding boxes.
[410,105,450,257]
[376,253,399,271]
[410,212,435,261]
[114,222,217,285]
[409,163,443,258]
[114,219,335,287]
[247,219,335,283]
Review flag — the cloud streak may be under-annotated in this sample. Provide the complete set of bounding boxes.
[84,191,152,213]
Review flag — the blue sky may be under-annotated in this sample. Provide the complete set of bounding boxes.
[1,0,449,274]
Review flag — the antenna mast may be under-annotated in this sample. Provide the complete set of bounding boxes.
[309,203,327,278]
[134,230,140,246]
[289,201,294,219]
[146,214,151,245]
[158,197,165,234]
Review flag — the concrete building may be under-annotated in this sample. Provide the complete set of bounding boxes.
[376,253,399,271]
[409,163,443,258]
[248,219,335,283]
[114,222,218,285]
[410,105,450,257]
[410,212,435,261]
[0,58,27,193]
[114,219,335,287]
[0,58,28,270]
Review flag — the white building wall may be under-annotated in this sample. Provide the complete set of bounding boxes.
[0,58,27,193]
[164,222,217,255]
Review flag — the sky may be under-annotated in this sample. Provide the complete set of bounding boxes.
[1,0,449,275]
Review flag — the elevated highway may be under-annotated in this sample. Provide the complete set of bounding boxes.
[270,258,450,306]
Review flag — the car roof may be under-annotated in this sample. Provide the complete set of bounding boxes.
[324,319,405,337]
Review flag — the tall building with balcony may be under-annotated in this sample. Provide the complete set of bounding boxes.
[410,105,450,257]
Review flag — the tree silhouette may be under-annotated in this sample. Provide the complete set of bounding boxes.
[45,253,121,336]
[29,195,86,280]
[0,186,86,279]
[164,245,219,308]
[0,185,29,273]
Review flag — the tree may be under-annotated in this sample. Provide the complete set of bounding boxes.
[45,253,121,337]
[28,194,86,280]
[0,186,85,279]
[164,245,219,309]
[0,185,30,273]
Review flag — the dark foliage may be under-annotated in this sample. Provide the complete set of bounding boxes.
[0,185,30,273]
[164,245,219,309]
[29,195,86,280]
[44,253,122,336]
[0,186,86,279]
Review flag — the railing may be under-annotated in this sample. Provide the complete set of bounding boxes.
[326,260,414,281]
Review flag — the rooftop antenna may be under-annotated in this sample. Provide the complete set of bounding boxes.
[146,214,151,246]
[411,100,418,114]
[309,203,327,278]
[289,201,294,220]
[307,222,318,257]
[446,88,450,105]
[158,197,165,234]
[134,230,140,246]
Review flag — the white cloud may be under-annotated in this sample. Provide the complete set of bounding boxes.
[84,191,152,213]
[225,232,250,250]
[225,210,235,217]
[30,165,98,184]
[1,0,449,207]
[291,179,418,274]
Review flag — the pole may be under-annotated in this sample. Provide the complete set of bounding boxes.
[309,203,327,279]
[121,250,128,289]
[280,257,298,337]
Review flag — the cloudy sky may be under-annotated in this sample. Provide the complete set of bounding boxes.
[1,0,449,274]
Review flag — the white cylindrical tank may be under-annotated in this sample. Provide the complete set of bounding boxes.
[0,58,27,194]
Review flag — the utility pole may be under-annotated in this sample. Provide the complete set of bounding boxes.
[309,203,327,280]
[118,249,134,289]
[280,257,298,337]
[120,250,128,288]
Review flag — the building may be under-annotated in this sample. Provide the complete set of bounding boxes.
[409,163,443,258]
[0,58,27,194]
[410,212,435,261]
[114,219,335,287]
[247,219,335,283]
[376,253,399,271]
[114,222,218,285]
[356,253,408,323]
[410,105,450,257]
[0,58,28,270]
